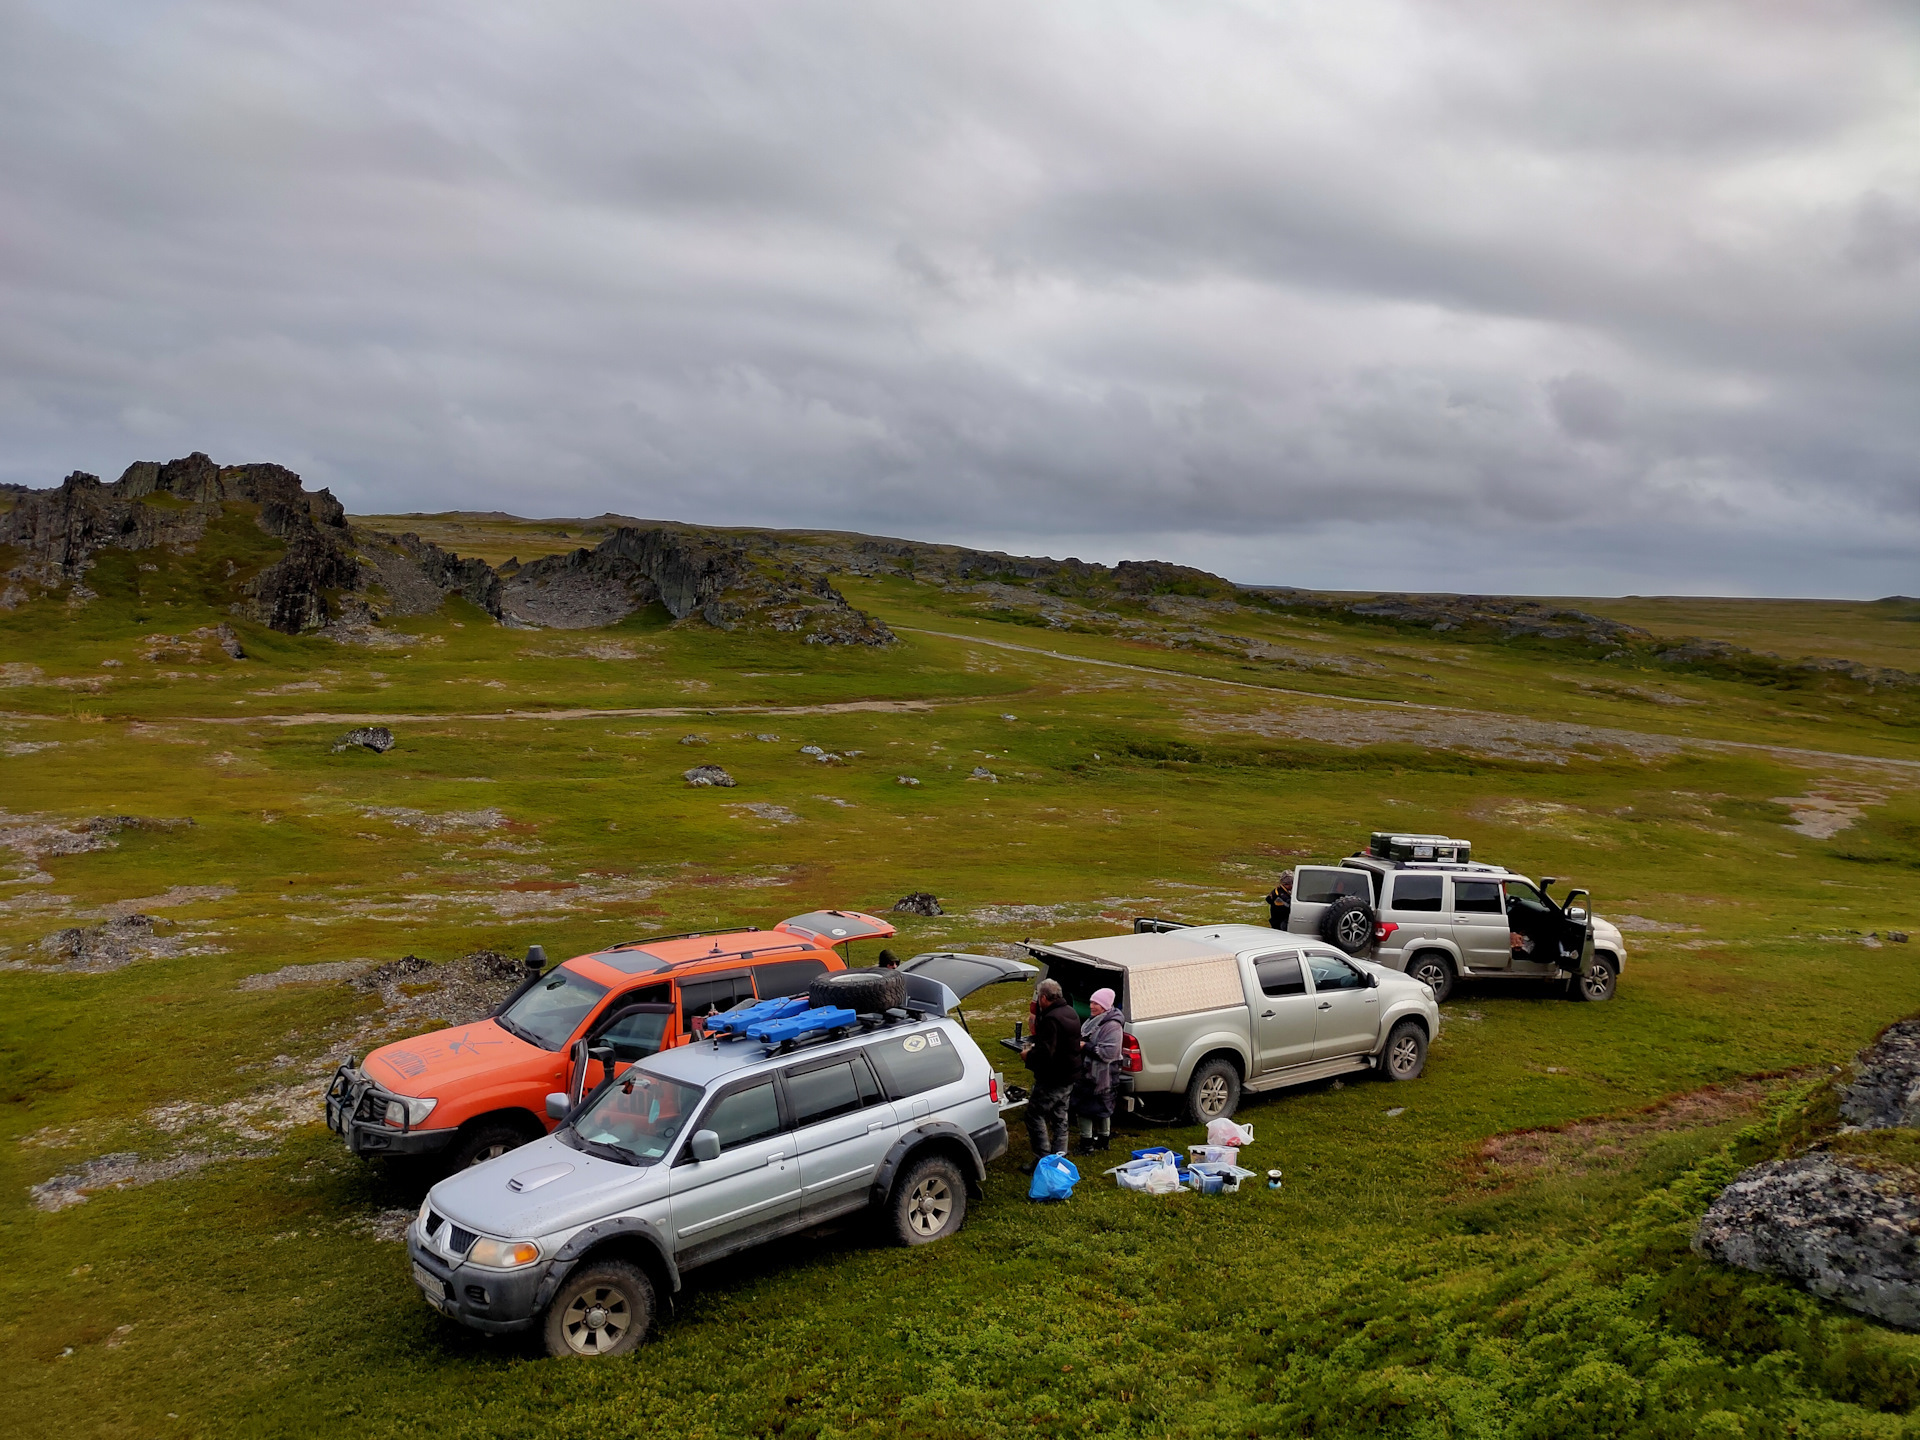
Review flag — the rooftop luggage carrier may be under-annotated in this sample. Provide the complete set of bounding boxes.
[702,985,947,1057]
[1368,832,1471,864]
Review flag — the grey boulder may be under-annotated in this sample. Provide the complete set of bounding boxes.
[684,764,735,787]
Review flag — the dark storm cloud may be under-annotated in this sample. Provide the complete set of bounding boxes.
[2,0,1916,595]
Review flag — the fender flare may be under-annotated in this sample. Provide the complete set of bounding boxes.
[869,1121,985,1205]
[533,1216,680,1309]
[1403,940,1464,971]
[1372,1002,1433,1055]
[1173,1033,1251,1093]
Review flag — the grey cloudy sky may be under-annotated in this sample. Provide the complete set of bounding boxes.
[3,1,1917,596]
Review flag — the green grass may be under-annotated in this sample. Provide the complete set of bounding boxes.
[2,540,1918,1438]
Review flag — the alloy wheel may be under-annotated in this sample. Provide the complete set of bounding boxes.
[906,1174,954,1237]
[1336,910,1372,949]
[466,1142,510,1169]
[1198,1074,1231,1117]
[559,1284,632,1356]
[1582,963,1614,1000]
[1389,1034,1421,1077]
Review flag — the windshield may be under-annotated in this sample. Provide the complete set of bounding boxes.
[499,966,610,1050]
[568,1070,703,1165]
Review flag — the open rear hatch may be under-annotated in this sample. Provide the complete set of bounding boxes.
[775,910,897,945]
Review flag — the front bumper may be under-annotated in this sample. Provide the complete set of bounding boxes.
[325,1065,455,1158]
[406,1225,552,1335]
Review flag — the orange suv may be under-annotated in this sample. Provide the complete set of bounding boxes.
[325,910,897,1172]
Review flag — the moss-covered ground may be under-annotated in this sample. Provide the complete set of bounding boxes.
[3,526,1918,1438]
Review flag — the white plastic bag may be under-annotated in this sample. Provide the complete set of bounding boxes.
[1143,1161,1182,1194]
[1206,1118,1254,1147]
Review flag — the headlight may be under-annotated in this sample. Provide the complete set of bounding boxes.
[466,1238,542,1269]
[417,1194,433,1228]
[384,1095,438,1127]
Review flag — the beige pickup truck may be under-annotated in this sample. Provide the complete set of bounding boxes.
[1022,923,1442,1125]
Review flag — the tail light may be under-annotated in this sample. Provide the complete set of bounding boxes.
[1374,922,1400,942]
[989,1073,1002,1103]
[1123,1034,1143,1074]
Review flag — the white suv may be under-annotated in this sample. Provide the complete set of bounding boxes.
[1283,854,1626,1004]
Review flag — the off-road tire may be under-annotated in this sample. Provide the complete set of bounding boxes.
[1570,954,1617,1003]
[541,1259,654,1359]
[445,1120,530,1174]
[1184,1056,1241,1126]
[810,966,908,1014]
[1408,951,1455,1004]
[1382,1020,1427,1081]
[1319,896,1376,955]
[889,1154,967,1245]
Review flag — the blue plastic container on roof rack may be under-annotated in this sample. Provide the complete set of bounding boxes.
[704,996,809,1036]
[746,1006,860,1045]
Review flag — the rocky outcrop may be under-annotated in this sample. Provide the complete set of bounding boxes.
[1840,1019,1920,1130]
[1694,1157,1920,1330]
[683,765,735,787]
[331,726,395,755]
[1695,1017,1920,1329]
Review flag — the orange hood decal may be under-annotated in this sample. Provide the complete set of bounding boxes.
[364,1019,543,1094]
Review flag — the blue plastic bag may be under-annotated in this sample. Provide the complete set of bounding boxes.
[1028,1153,1080,1202]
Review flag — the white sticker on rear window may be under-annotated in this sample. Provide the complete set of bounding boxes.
[902,1034,927,1053]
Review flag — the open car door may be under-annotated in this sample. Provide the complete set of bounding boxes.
[775,910,898,946]
[899,951,1039,1025]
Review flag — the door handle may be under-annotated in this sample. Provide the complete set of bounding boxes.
[868,1119,889,1132]
[1260,1010,1275,1018]
[1317,1001,1332,1010]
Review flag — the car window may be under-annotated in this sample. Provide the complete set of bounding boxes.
[1503,880,1552,919]
[702,1081,783,1151]
[1295,868,1375,905]
[1453,880,1504,915]
[752,957,829,999]
[599,1007,672,1063]
[498,966,611,1050]
[1253,953,1306,998]
[1390,874,1444,913]
[1305,952,1366,992]
[867,1030,963,1099]
[571,1071,701,1164]
[679,973,755,1032]
[785,1056,882,1128]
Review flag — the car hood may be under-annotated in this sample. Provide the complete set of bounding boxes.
[1591,915,1626,964]
[362,1018,545,1097]
[428,1134,668,1241]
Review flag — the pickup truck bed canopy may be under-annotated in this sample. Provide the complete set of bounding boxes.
[1034,932,1245,1022]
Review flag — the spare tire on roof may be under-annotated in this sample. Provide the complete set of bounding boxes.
[1319,895,1376,955]
[809,966,908,1014]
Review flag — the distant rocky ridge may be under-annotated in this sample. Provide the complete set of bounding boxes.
[0,454,893,644]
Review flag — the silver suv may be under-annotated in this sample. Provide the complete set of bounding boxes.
[1285,847,1626,1003]
[406,960,1020,1358]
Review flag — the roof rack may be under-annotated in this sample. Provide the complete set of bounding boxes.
[608,925,759,951]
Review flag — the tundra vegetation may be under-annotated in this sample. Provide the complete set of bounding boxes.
[2,467,1919,1438]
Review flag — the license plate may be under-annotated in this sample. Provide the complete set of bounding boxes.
[413,1262,451,1312]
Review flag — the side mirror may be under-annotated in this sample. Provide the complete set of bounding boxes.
[545,1091,570,1121]
[689,1129,721,1162]
[1366,972,1378,988]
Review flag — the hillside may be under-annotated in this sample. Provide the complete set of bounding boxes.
[3,455,1920,1438]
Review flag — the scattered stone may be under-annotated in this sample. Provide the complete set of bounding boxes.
[892,892,943,917]
[800,745,825,756]
[331,726,394,754]
[1894,932,1911,943]
[732,802,799,824]
[238,959,379,991]
[816,752,842,764]
[1001,714,1017,721]
[754,733,779,742]
[896,776,921,786]
[30,1150,224,1212]
[1694,1156,1920,1330]
[1386,1107,1406,1118]
[360,805,504,835]
[351,950,525,1026]
[32,914,198,973]
[679,734,708,746]
[684,764,736,787]
[969,766,998,782]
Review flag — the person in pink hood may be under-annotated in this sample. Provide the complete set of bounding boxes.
[1073,986,1128,1154]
